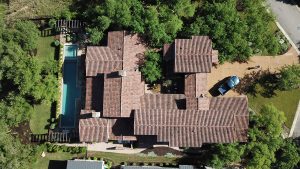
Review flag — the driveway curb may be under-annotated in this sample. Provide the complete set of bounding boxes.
[289,101,300,137]
[275,21,300,55]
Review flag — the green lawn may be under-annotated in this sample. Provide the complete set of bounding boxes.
[248,88,300,128]
[30,103,51,134]
[88,151,179,166]
[30,36,56,134]
[32,152,76,169]
[36,36,56,63]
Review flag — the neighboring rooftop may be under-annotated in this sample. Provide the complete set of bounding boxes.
[66,160,104,169]
[121,165,194,169]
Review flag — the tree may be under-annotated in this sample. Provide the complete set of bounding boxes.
[185,0,251,62]
[273,139,300,169]
[0,121,38,169]
[140,50,162,83]
[210,143,244,169]
[277,64,300,90]
[13,21,39,52]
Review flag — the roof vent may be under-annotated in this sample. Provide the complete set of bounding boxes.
[92,112,101,118]
[118,70,127,77]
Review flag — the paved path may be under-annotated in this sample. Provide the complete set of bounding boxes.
[267,0,300,51]
[207,47,299,96]
[57,142,146,154]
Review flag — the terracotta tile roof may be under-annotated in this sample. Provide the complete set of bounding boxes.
[140,94,186,110]
[102,74,122,117]
[85,46,122,76]
[134,96,248,147]
[134,109,240,147]
[174,36,213,73]
[120,71,145,116]
[79,118,109,142]
[102,71,144,117]
[122,32,146,70]
[85,76,103,111]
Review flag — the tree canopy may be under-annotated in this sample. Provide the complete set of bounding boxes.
[140,50,162,83]
[79,0,285,62]
[277,64,300,90]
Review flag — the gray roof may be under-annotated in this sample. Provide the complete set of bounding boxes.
[66,160,104,169]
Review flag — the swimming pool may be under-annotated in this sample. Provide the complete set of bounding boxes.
[64,45,78,59]
[61,45,81,128]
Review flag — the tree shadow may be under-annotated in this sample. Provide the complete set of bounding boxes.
[234,70,280,98]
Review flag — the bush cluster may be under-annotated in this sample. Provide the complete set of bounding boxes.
[45,143,87,154]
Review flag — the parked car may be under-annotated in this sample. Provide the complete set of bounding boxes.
[218,76,240,95]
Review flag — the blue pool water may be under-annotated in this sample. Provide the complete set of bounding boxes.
[61,45,81,128]
[64,45,78,59]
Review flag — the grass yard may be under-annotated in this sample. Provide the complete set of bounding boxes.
[30,103,51,134]
[88,151,179,166]
[36,36,56,63]
[248,88,300,128]
[32,152,77,169]
[30,36,57,134]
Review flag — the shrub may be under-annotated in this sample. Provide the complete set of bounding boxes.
[53,40,60,47]
[147,151,157,157]
[164,153,176,158]
[140,50,162,84]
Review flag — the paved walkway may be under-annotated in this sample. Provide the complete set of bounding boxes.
[207,47,299,96]
[57,142,147,154]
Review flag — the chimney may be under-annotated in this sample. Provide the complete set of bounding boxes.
[92,112,101,118]
[118,70,127,77]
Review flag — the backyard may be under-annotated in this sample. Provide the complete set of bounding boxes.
[30,36,57,134]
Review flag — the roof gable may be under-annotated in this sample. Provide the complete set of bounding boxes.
[174,36,213,73]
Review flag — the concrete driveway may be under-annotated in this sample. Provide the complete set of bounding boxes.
[267,0,300,50]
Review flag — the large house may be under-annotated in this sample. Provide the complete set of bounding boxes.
[79,31,249,147]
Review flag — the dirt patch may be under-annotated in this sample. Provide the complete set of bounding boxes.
[141,147,183,156]
[11,121,32,144]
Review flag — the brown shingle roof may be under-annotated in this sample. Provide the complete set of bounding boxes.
[174,36,213,73]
